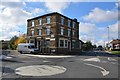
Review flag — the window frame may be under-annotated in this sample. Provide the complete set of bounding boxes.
[72,21,76,28]
[68,20,71,27]
[31,30,34,36]
[65,40,68,47]
[38,18,42,25]
[68,29,71,37]
[59,39,68,48]
[61,28,64,35]
[60,40,64,47]
[61,17,65,25]
[46,40,50,47]
[31,20,34,27]
[46,28,50,35]
[46,17,51,24]
[38,29,42,35]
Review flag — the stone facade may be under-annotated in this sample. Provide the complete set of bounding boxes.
[27,12,80,54]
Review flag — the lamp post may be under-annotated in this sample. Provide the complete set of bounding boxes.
[18,31,20,37]
[107,27,109,50]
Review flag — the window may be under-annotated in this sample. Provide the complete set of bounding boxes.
[72,41,75,48]
[61,28,64,35]
[46,41,50,47]
[46,28,50,35]
[38,19,42,25]
[59,39,68,47]
[61,17,65,25]
[68,20,71,27]
[73,31,75,37]
[31,30,34,36]
[46,17,50,24]
[68,29,71,37]
[31,21,34,27]
[60,40,64,47]
[38,29,42,35]
[65,40,68,47]
[73,22,75,28]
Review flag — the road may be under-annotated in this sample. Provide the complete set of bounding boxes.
[0,50,119,80]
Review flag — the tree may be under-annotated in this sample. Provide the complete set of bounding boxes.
[14,34,27,46]
[81,41,93,51]
[9,36,18,50]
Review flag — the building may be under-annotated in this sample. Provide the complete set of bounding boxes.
[0,40,10,50]
[27,12,80,54]
[109,39,120,50]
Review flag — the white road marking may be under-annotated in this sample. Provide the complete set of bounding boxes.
[84,63,109,76]
[43,60,50,62]
[0,55,12,59]
[15,65,66,76]
[22,54,75,58]
[108,57,117,61]
[83,57,100,62]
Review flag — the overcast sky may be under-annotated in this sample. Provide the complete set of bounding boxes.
[0,0,119,46]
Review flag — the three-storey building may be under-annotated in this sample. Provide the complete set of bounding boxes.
[27,12,80,54]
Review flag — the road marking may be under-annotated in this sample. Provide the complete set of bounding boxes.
[84,63,109,76]
[22,54,75,58]
[83,57,100,62]
[15,65,66,76]
[108,57,117,61]
[0,55,12,59]
[43,60,51,62]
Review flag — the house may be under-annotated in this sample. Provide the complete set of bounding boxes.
[109,39,120,50]
[27,12,80,54]
[0,40,10,50]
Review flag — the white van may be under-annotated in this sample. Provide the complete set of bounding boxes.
[17,43,38,54]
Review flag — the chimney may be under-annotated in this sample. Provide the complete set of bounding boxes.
[73,18,77,22]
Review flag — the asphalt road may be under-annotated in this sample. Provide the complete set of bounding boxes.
[0,50,119,80]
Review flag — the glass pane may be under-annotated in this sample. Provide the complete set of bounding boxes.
[39,19,42,25]
[47,17,50,24]
[60,40,64,47]
[32,21,34,26]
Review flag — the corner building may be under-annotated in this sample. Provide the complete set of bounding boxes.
[27,12,80,54]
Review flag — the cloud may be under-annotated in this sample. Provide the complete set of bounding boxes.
[0,2,32,40]
[79,22,118,46]
[44,2,70,13]
[83,8,118,22]
[79,22,97,44]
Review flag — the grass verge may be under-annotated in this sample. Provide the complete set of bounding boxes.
[111,51,120,54]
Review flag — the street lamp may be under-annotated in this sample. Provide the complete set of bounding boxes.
[107,27,109,50]
[18,31,20,37]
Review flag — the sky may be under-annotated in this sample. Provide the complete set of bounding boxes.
[0,0,119,47]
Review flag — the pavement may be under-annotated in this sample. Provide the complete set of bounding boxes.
[0,50,119,80]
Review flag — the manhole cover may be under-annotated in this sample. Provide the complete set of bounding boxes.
[15,65,66,76]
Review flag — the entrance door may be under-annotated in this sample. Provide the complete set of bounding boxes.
[68,42,71,52]
[37,41,41,52]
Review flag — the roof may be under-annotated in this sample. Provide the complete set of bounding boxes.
[110,39,120,44]
[27,12,79,23]
[79,40,84,44]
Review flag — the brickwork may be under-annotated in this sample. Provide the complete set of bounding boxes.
[27,12,80,54]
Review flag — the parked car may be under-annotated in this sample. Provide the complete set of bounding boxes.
[17,43,38,54]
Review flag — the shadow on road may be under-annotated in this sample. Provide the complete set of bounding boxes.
[0,67,15,74]
[1,59,23,63]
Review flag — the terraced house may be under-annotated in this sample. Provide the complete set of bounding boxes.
[27,12,80,54]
